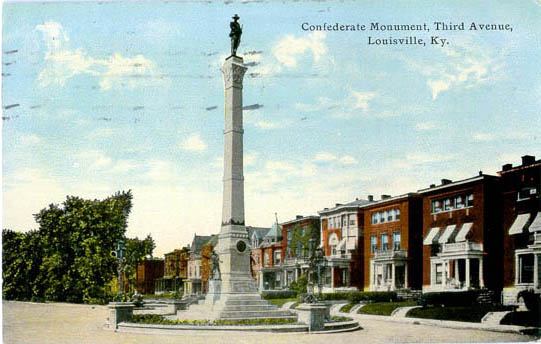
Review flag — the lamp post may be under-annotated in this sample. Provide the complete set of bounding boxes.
[112,238,126,295]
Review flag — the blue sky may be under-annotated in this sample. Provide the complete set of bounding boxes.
[2,0,540,256]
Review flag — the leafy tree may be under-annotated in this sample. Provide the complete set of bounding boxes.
[288,223,320,258]
[2,191,133,304]
[123,234,155,293]
[2,229,44,300]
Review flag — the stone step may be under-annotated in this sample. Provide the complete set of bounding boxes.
[223,300,272,306]
[217,315,298,322]
[219,310,295,319]
[222,305,279,312]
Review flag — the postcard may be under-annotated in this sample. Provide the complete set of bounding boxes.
[2,0,540,343]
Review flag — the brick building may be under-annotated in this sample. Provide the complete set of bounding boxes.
[319,198,371,292]
[184,234,214,296]
[248,226,271,289]
[155,247,188,294]
[500,155,541,305]
[280,215,320,289]
[136,258,164,294]
[420,174,503,293]
[257,219,283,291]
[363,193,423,291]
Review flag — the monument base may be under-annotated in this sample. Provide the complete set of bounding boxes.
[185,292,296,321]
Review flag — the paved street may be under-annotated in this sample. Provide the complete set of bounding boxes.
[2,301,536,344]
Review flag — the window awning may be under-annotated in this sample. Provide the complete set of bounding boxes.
[423,227,440,245]
[438,225,457,244]
[455,222,473,242]
[509,213,531,235]
[529,212,541,232]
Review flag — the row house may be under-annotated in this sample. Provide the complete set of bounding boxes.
[319,199,369,292]
[184,234,214,296]
[155,247,189,294]
[280,215,321,289]
[500,155,541,305]
[136,258,164,294]
[363,194,423,291]
[249,226,272,288]
[256,220,283,291]
[420,173,503,292]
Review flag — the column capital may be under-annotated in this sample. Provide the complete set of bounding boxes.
[222,57,247,89]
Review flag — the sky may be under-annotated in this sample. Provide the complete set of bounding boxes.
[2,0,540,256]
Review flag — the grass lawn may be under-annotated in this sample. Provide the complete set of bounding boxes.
[358,301,417,316]
[266,298,298,307]
[407,305,511,323]
[340,303,356,313]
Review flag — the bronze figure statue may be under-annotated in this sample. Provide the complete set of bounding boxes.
[229,14,242,56]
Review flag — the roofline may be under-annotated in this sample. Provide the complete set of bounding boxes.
[318,202,370,215]
[497,160,541,175]
[358,193,418,209]
[280,215,320,226]
[418,174,500,194]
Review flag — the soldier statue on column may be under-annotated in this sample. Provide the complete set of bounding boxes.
[229,14,242,56]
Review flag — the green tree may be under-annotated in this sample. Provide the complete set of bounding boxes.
[33,191,133,303]
[288,223,320,258]
[2,229,44,300]
[123,234,156,293]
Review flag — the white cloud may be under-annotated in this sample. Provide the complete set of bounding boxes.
[75,150,112,170]
[351,91,377,110]
[472,133,495,142]
[340,156,357,165]
[144,160,177,182]
[254,121,278,129]
[19,134,42,146]
[415,122,438,131]
[273,32,327,68]
[180,133,207,152]
[244,152,258,166]
[312,152,357,165]
[313,152,338,162]
[36,21,162,90]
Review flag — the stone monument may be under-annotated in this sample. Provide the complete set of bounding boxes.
[192,16,293,320]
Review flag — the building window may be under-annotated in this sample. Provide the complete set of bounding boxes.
[454,195,464,209]
[274,250,281,265]
[372,213,378,224]
[466,194,474,207]
[370,235,377,253]
[350,215,356,226]
[381,234,389,251]
[519,254,534,284]
[431,200,441,213]
[379,212,386,223]
[395,209,400,220]
[392,232,401,251]
[444,199,452,211]
[264,252,270,266]
[435,264,443,284]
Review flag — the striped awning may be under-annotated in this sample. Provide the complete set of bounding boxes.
[455,222,473,242]
[529,212,541,232]
[438,225,457,244]
[423,227,440,245]
[509,213,531,235]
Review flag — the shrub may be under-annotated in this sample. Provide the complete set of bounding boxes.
[340,303,355,313]
[517,290,541,313]
[262,290,298,299]
[358,301,416,316]
[318,291,398,303]
[289,275,308,293]
[418,291,480,307]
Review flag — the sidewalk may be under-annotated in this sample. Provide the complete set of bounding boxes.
[333,307,539,336]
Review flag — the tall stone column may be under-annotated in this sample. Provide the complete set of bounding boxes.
[215,56,256,295]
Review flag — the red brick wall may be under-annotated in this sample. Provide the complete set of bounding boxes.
[421,183,487,287]
[363,198,412,290]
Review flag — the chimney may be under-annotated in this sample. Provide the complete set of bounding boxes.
[324,207,328,210]
[430,184,436,188]
[522,155,535,166]
[479,170,483,176]
[368,195,374,202]
[381,194,391,200]
[441,179,452,185]
[296,215,303,219]
[335,203,342,207]
[502,163,512,171]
